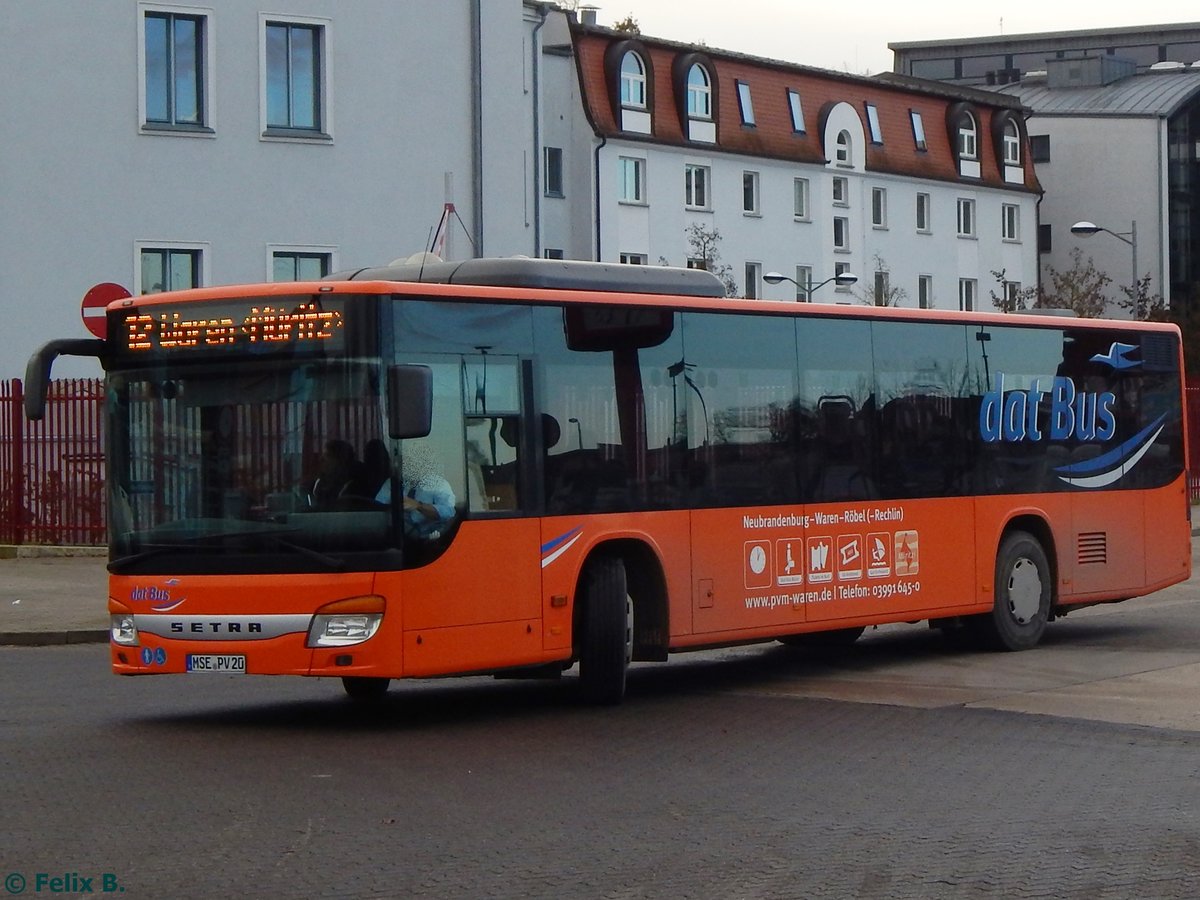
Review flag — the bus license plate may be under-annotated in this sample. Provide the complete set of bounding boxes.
[186,655,246,674]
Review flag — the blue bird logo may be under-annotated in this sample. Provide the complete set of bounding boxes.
[1090,342,1139,370]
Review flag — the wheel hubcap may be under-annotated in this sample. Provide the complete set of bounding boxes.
[1007,557,1042,625]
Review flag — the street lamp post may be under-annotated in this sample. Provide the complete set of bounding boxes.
[763,270,858,300]
[1070,219,1138,318]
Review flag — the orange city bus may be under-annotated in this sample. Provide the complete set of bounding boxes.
[26,258,1192,703]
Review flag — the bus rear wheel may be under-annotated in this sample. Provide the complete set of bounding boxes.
[971,530,1051,651]
[578,556,632,705]
[342,676,390,701]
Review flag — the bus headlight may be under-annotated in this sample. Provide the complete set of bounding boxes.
[108,598,139,646]
[307,596,385,648]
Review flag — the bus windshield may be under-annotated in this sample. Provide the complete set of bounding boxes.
[106,358,403,572]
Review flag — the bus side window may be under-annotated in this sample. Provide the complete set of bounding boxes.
[465,415,520,512]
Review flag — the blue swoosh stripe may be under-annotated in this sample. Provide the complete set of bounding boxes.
[1054,413,1169,477]
[541,526,582,555]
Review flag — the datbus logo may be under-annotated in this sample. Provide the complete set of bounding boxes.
[979,374,1116,444]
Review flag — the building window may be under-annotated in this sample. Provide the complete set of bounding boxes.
[743,171,760,215]
[618,157,645,203]
[1004,281,1022,309]
[832,176,848,205]
[138,245,203,294]
[687,64,711,119]
[873,270,889,305]
[263,18,327,135]
[142,8,209,130]
[620,252,647,265]
[685,164,710,209]
[745,262,761,299]
[793,177,810,219]
[958,113,978,159]
[916,193,931,232]
[787,89,806,133]
[620,51,646,108]
[1002,204,1020,241]
[1038,223,1053,254]
[686,257,707,270]
[865,103,883,143]
[959,278,977,312]
[795,265,813,301]
[871,187,887,228]
[1003,120,1021,166]
[544,147,564,197]
[833,216,850,251]
[1030,134,1051,163]
[736,81,755,126]
[910,111,927,151]
[835,130,852,165]
[272,250,331,281]
[544,249,565,260]
[918,274,933,309]
[957,198,976,237]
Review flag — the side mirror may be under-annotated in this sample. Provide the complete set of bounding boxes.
[387,365,432,439]
[25,338,105,420]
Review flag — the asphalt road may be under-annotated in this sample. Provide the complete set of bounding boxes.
[5,564,1200,899]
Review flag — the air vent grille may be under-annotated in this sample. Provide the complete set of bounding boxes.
[1077,532,1108,565]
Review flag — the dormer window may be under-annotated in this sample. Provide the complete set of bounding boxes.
[835,130,852,166]
[958,113,978,160]
[620,52,646,109]
[947,103,981,178]
[607,42,653,135]
[687,64,711,119]
[993,111,1026,185]
[673,52,715,143]
[1003,119,1020,165]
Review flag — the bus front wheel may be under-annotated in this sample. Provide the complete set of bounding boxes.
[972,530,1051,651]
[578,556,633,705]
[342,676,390,701]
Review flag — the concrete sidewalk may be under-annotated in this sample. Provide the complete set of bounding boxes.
[0,549,109,646]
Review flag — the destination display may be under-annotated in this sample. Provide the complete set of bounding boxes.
[116,297,346,356]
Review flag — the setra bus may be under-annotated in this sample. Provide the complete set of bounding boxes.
[26,258,1192,703]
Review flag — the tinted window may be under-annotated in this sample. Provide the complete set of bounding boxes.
[796,319,876,502]
[534,306,685,514]
[681,313,799,507]
[873,322,970,498]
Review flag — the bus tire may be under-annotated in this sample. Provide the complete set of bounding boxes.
[342,676,390,700]
[578,555,632,705]
[778,626,865,648]
[973,530,1051,651]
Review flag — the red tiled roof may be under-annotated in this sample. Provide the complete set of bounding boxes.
[572,27,1041,194]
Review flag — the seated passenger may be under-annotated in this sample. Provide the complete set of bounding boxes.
[377,442,456,538]
[308,439,358,506]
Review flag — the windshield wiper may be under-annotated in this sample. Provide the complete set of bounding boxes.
[109,527,345,571]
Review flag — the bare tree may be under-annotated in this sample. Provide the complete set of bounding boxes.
[859,255,908,307]
[684,223,738,297]
[612,14,640,34]
[1116,273,1168,321]
[1038,248,1110,318]
[989,268,1038,313]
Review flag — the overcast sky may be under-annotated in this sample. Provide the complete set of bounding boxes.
[598,2,1200,74]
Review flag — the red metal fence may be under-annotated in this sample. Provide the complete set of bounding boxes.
[2,377,1200,547]
[0,378,105,545]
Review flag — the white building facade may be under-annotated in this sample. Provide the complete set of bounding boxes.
[566,26,1041,311]
[0,0,556,377]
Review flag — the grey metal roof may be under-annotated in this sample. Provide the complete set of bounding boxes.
[997,71,1200,117]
